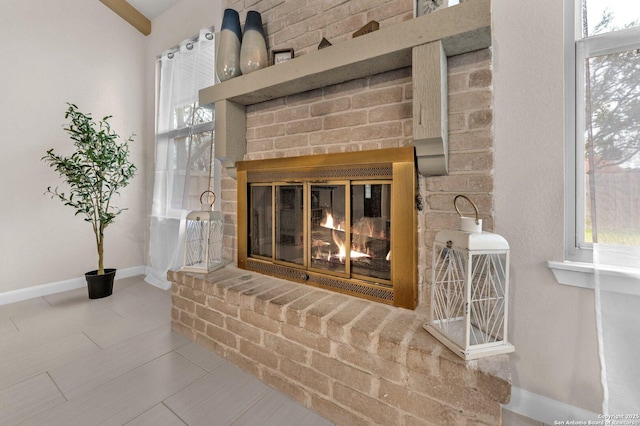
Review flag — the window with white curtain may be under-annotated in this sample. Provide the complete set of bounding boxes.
[562,2,640,416]
[146,27,218,288]
[565,0,640,268]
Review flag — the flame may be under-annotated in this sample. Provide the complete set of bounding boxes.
[316,212,390,263]
[332,229,346,262]
[321,212,342,231]
[351,250,371,259]
[330,229,370,262]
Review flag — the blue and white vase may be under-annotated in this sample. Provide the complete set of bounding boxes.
[239,10,268,75]
[216,9,242,82]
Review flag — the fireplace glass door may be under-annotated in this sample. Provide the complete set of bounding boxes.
[310,183,348,275]
[275,184,305,265]
[350,183,391,282]
[248,180,391,285]
[250,185,272,258]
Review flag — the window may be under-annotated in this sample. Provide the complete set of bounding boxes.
[154,29,217,218]
[146,28,217,288]
[565,0,640,268]
[156,103,215,216]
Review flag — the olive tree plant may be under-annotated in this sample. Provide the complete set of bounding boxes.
[42,103,137,275]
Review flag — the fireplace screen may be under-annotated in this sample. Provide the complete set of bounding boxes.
[250,181,391,284]
[237,148,417,309]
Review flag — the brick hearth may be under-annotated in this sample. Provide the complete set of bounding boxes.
[170,266,511,425]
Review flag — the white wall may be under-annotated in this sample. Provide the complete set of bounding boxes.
[493,0,602,414]
[0,0,147,292]
[0,0,222,296]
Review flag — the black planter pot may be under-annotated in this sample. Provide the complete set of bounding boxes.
[85,268,116,299]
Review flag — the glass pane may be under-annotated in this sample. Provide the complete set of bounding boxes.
[351,184,391,280]
[583,50,640,246]
[584,0,640,36]
[172,103,213,130]
[170,131,214,211]
[276,185,304,265]
[310,184,347,274]
[250,186,272,258]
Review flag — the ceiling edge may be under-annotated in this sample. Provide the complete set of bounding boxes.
[99,0,151,36]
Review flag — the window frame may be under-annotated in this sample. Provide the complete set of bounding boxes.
[564,0,640,264]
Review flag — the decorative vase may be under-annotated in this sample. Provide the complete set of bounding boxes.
[85,268,116,299]
[240,10,268,75]
[216,9,243,82]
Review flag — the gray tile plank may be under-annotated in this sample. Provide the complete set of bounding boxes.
[0,373,66,425]
[21,352,207,426]
[232,388,334,426]
[10,298,122,336]
[0,330,100,389]
[43,287,92,306]
[0,316,17,335]
[82,303,171,348]
[124,403,186,426]
[49,325,189,399]
[164,364,271,426]
[123,280,172,308]
[84,284,168,318]
[175,342,227,372]
[502,409,547,426]
[0,296,53,317]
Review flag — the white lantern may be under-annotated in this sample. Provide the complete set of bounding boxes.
[424,195,515,360]
[181,190,226,273]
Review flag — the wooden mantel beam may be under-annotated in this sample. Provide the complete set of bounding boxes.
[99,0,151,36]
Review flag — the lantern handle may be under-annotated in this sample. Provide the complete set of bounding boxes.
[454,195,479,225]
[200,190,216,207]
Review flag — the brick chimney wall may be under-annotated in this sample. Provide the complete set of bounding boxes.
[171,4,508,424]
[219,0,494,311]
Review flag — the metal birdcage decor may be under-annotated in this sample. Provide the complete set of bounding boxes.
[180,190,226,273]
[423,195,515,360]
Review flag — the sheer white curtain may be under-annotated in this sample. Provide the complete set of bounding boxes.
[593,244,640,414]
[145,28,218,288]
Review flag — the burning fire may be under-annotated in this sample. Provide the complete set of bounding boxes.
[320,211,342,231]
[332,229,347,261]
[317,211,388,263]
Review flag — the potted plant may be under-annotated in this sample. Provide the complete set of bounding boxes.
[42,103,137,299]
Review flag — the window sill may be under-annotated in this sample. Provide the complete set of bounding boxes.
[548,261,640,296]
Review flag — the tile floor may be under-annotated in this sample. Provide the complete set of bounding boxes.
[0,275,332,425]
[0,275,543,425]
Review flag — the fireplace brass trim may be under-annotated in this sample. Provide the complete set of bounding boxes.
[246,258,395,305]
[247,165,393,183]
[237,147,417,309]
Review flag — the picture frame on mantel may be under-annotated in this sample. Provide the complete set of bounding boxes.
[272,48,294,65]
[414,0,461,17]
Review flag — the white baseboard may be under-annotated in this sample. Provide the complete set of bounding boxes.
[504,386,601,424]
[0,265,146,306]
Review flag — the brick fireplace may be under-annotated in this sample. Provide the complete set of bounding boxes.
[170,0,510,424]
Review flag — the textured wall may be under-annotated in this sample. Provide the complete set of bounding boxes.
[492,0,602,413]
[0,0,147,292]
